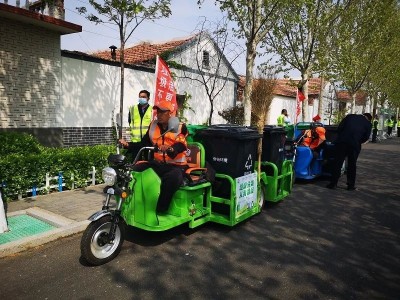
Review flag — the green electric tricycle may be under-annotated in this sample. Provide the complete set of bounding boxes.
[80,119,293,265]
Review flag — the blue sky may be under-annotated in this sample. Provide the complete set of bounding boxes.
[60,0,251,72]
[59,0,300,77]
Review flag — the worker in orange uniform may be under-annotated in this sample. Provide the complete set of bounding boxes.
[300,115,326,157]
[120,100,188,213]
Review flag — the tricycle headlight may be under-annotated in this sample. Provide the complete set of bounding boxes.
[102,167,117,186]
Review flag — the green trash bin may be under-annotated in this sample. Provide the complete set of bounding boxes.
[186,124,208,143]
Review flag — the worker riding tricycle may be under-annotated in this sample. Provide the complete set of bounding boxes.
[80,103,266,266]
[286,119,335,180]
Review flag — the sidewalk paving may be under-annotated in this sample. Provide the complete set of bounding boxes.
[6,183,106,222]
[0,184,106,258]
[1,137,399,259]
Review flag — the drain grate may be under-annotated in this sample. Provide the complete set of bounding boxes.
[0,214,56,244]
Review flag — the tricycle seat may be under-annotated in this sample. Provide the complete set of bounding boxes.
[184,142,208,186]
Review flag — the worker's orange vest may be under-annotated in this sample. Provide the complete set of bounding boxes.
[148,121,187,165]
[302,127,326,150]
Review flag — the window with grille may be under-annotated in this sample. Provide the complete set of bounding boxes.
[202,51,210,69]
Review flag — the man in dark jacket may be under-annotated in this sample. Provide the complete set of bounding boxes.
[327,113,372,191]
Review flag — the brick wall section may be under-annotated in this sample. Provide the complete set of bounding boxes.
[62,127,114,147]
[0,17,61,128]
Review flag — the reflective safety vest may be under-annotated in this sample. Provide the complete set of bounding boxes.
[301,127,326,150]
[148,121,187,165]
[372,120,380,130]
[129,105,152,142]
[385,119,394,128]
[277,114,285,126]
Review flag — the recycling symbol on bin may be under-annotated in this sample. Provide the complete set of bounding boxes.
[244,154,253,170]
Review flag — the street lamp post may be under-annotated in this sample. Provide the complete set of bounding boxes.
[109,45,123,138]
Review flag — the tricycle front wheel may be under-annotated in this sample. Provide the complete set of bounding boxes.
[80,215,125,266]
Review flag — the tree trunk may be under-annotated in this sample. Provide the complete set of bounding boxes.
[208,103,214,126]
[350,93,356,114]
[119,20,125,139]
[301,72,309,122]
[119,47,125,139]
[318,77,324,118]
[243,42,257,126]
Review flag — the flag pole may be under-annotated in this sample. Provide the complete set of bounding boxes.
[153,55,159,107]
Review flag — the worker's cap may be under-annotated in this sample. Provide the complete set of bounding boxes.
[312,114,321,122]
[153,100,173,112]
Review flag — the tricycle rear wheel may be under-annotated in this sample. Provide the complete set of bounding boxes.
[80,215,125,266]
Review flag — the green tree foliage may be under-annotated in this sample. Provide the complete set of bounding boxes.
[77,0,172,137]
[364,2,400,112]
[262,0,349,121]
[323,0,396,113]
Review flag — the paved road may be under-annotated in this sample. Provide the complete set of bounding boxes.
[0,139,399,299]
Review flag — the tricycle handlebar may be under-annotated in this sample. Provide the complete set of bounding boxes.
[132,146,156,165]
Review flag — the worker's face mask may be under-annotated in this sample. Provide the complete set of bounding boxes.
[138,98,148,105]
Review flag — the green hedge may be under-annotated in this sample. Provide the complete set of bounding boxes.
[0,133,115,201]
[0,131,43,156]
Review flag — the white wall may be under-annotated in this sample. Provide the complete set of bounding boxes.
[174,71,237,125]
[60,56,155,128]
[61,54,237,128]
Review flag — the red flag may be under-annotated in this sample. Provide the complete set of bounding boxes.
[298,88,306,101]
[153,56,177,118]
[295,88,302,123]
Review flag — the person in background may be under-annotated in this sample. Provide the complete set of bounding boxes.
[277,109,291,127]
[385,115,394,138]
[128,90,152,142]
[371,114,379,143]
[397,115,400,137]
[126,90,153,157]
[326,113,372,191]
[391,115,397,137]
[120,100,188,213]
